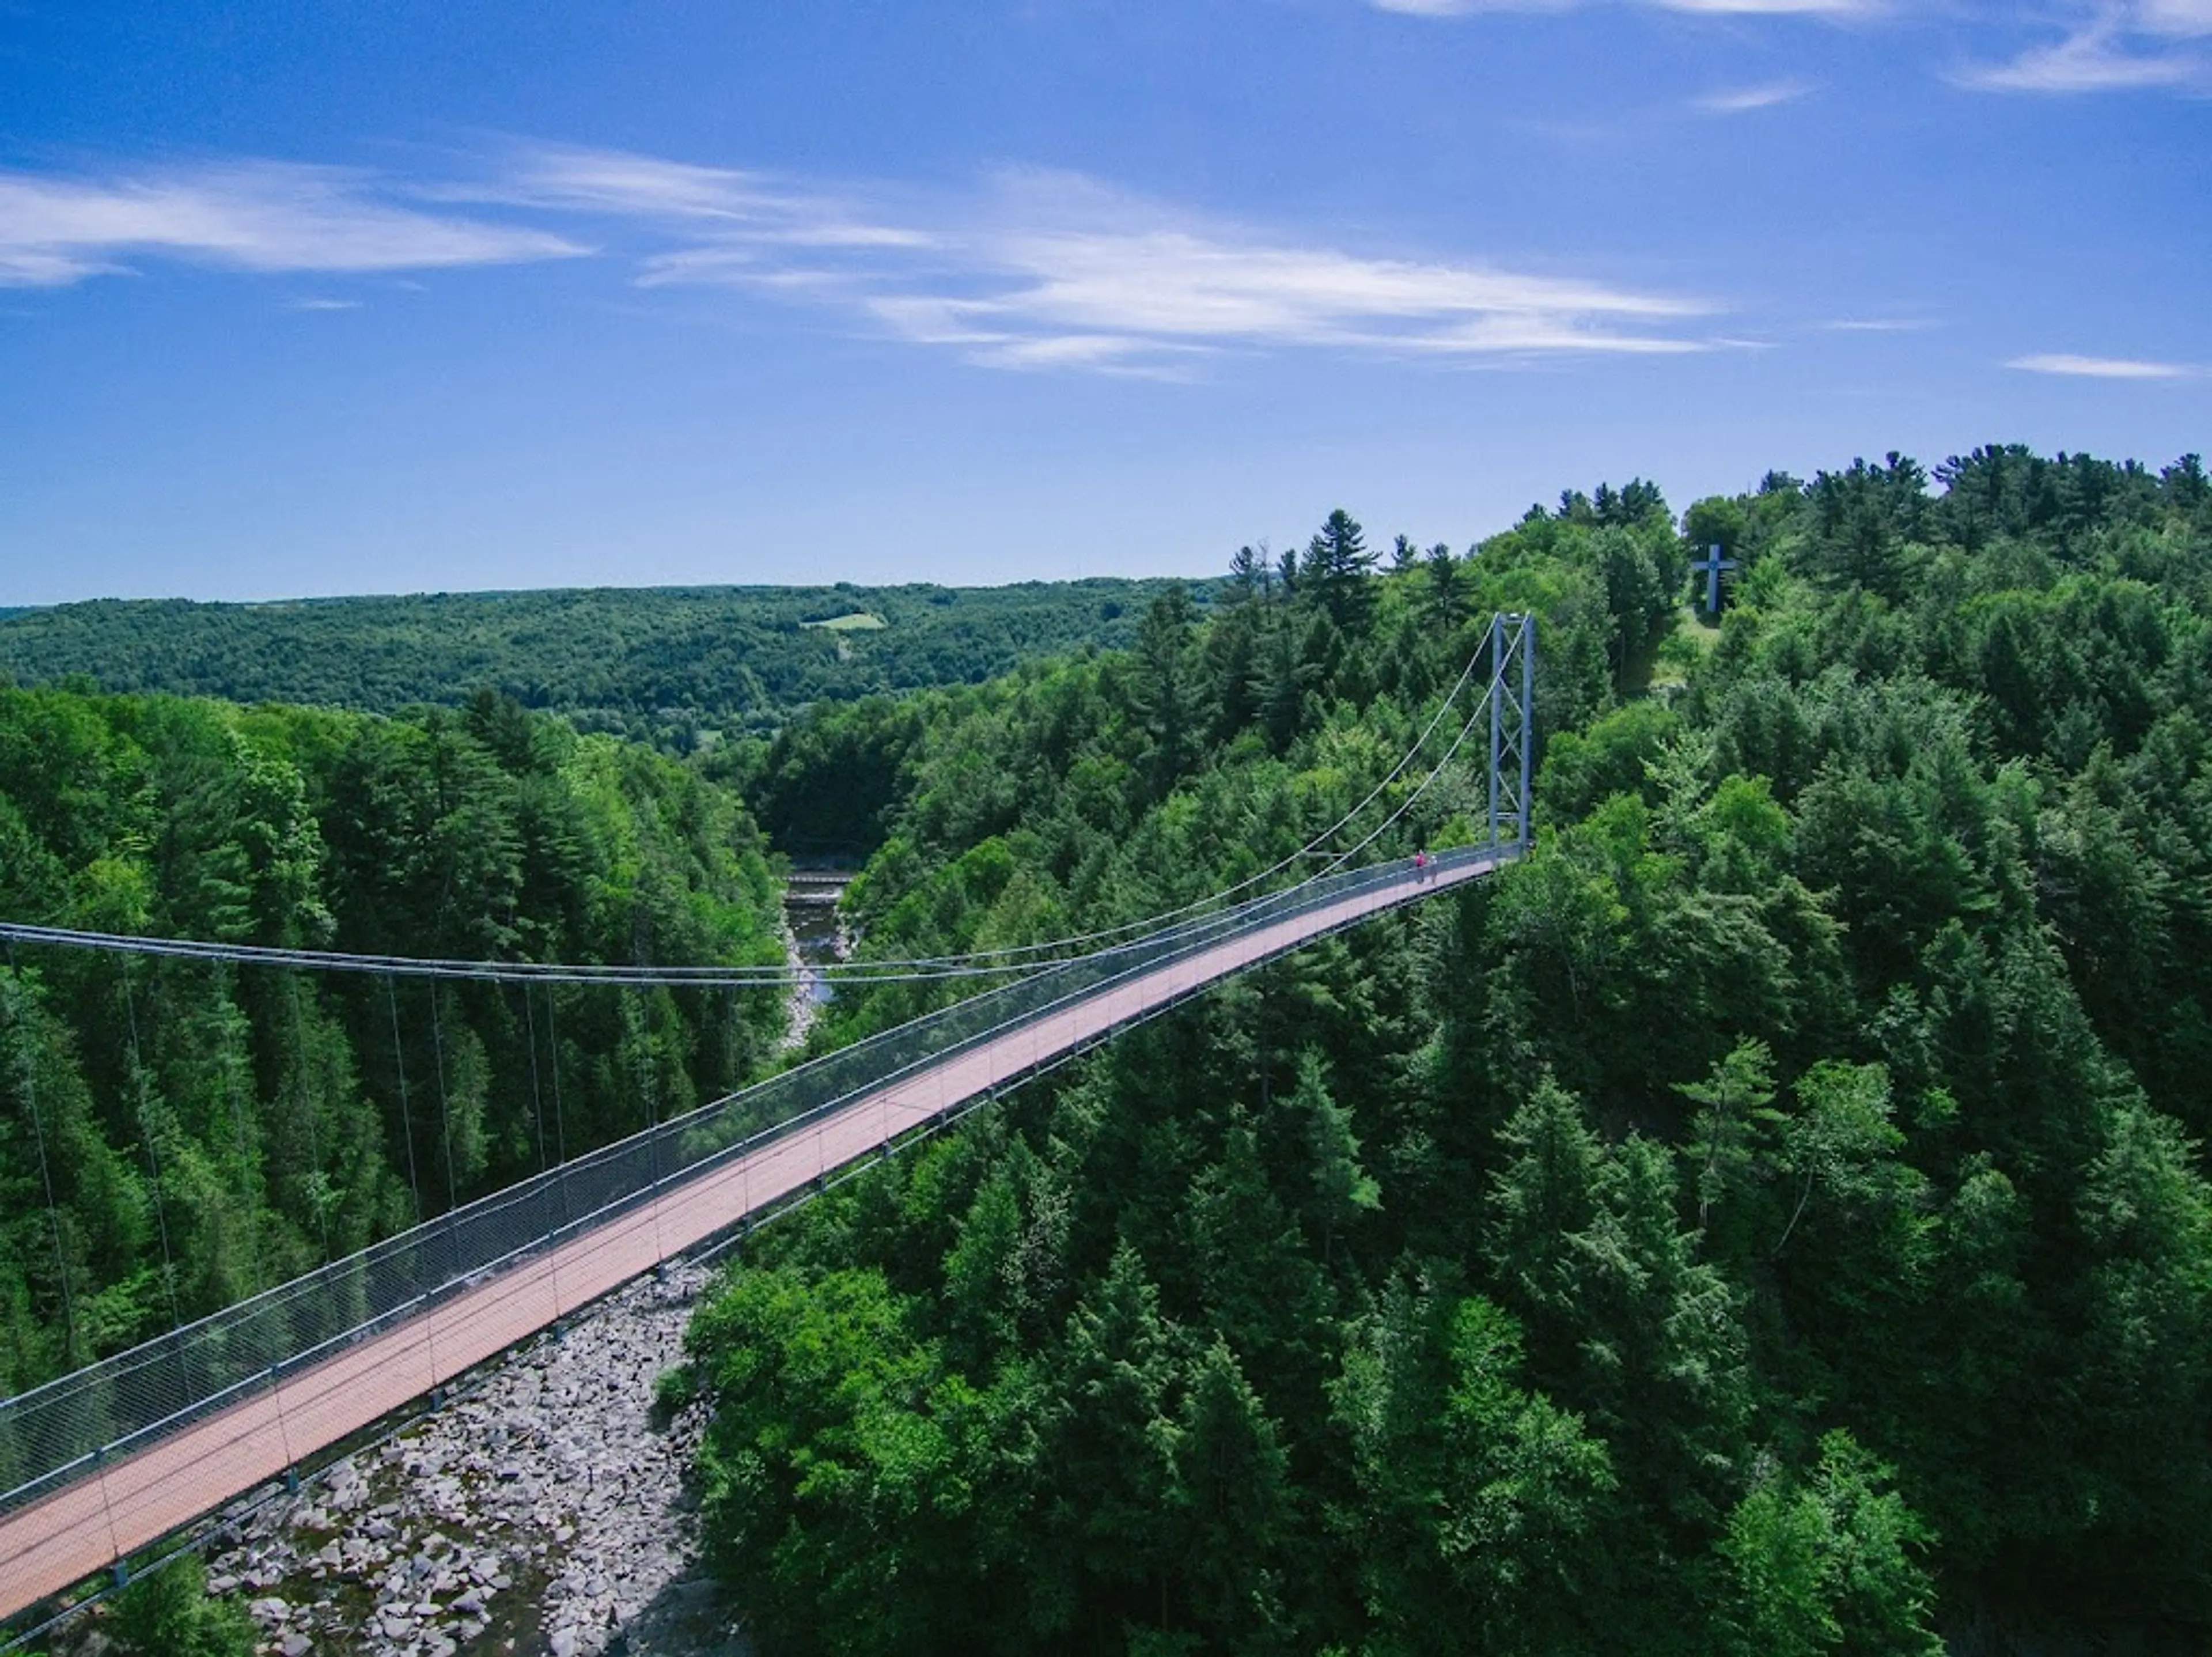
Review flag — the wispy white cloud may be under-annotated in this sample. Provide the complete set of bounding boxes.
[1656,0,1874,11]
[0,145,1722,374]
[286,297,361,311]
[1369,0,1878,16]
[602,156,1716,371]
[1695,79,1813,111]
[0,161,584,287]
[1376,0,2210,93]
[445,145,934,249]
[1956,4,2209,92]
[1367,0,1573,14]
[2134,0,2212,34]
[1820,317,1936,331]
[472,148,784,221]
[2007,352,2197,378]
[1959,31,2198,89]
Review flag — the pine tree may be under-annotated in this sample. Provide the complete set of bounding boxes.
[1424,541,1465,633]
[1169,1338,1292,1645]
[1286,1049,1380,1264]
[1304,508,1377,631]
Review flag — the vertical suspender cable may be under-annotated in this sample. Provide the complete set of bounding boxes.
[385,974,441,1391]
[522,982,550,1179]
[386,974,422,1228]
[546,982,570,1228]
[121,964,184,1335]
[519,983,562,1316]
[546,982,568,1170]
[218,964,266,1296]
[286,971,331,1263]
[429,983,459,1215]
[641,987,664,1259]
[5,942,79,1367]
[425,982,461,1335]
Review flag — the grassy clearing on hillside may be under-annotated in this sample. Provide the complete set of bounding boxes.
[1649,605,1722,690]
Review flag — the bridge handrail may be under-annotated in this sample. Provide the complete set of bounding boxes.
[0,839,1515,1516]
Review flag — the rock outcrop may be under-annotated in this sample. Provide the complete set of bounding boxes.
[194,1265,745,1657]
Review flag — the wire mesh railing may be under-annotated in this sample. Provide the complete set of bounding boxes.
[0,836,1518,1531]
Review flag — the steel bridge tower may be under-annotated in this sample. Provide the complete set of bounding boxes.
[1487,611,1537,853]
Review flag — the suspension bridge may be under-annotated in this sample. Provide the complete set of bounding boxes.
[0,615,1535,1632]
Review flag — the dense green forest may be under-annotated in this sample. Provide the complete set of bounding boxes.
[672,449,2212,1654]
[0,579,1202,755]
[0,688,787,1395]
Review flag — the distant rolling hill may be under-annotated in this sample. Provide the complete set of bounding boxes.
[0,578,1211,746]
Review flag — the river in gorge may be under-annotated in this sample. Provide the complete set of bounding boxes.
[779,865,853,1048]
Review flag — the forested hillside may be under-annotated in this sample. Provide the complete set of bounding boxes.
[675,449,2212,1654]
[0,689,787,1396]
[0,579,1201,751]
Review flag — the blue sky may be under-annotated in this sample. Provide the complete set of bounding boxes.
[1,1,2206,603]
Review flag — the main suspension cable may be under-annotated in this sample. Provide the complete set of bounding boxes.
[0,642,1503,989]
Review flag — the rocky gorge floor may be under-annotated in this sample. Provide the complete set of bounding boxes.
[193,876,857,1656]
[171,1263,745,1657]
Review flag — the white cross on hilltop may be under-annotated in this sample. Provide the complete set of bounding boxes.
[1692,543,1737,615]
